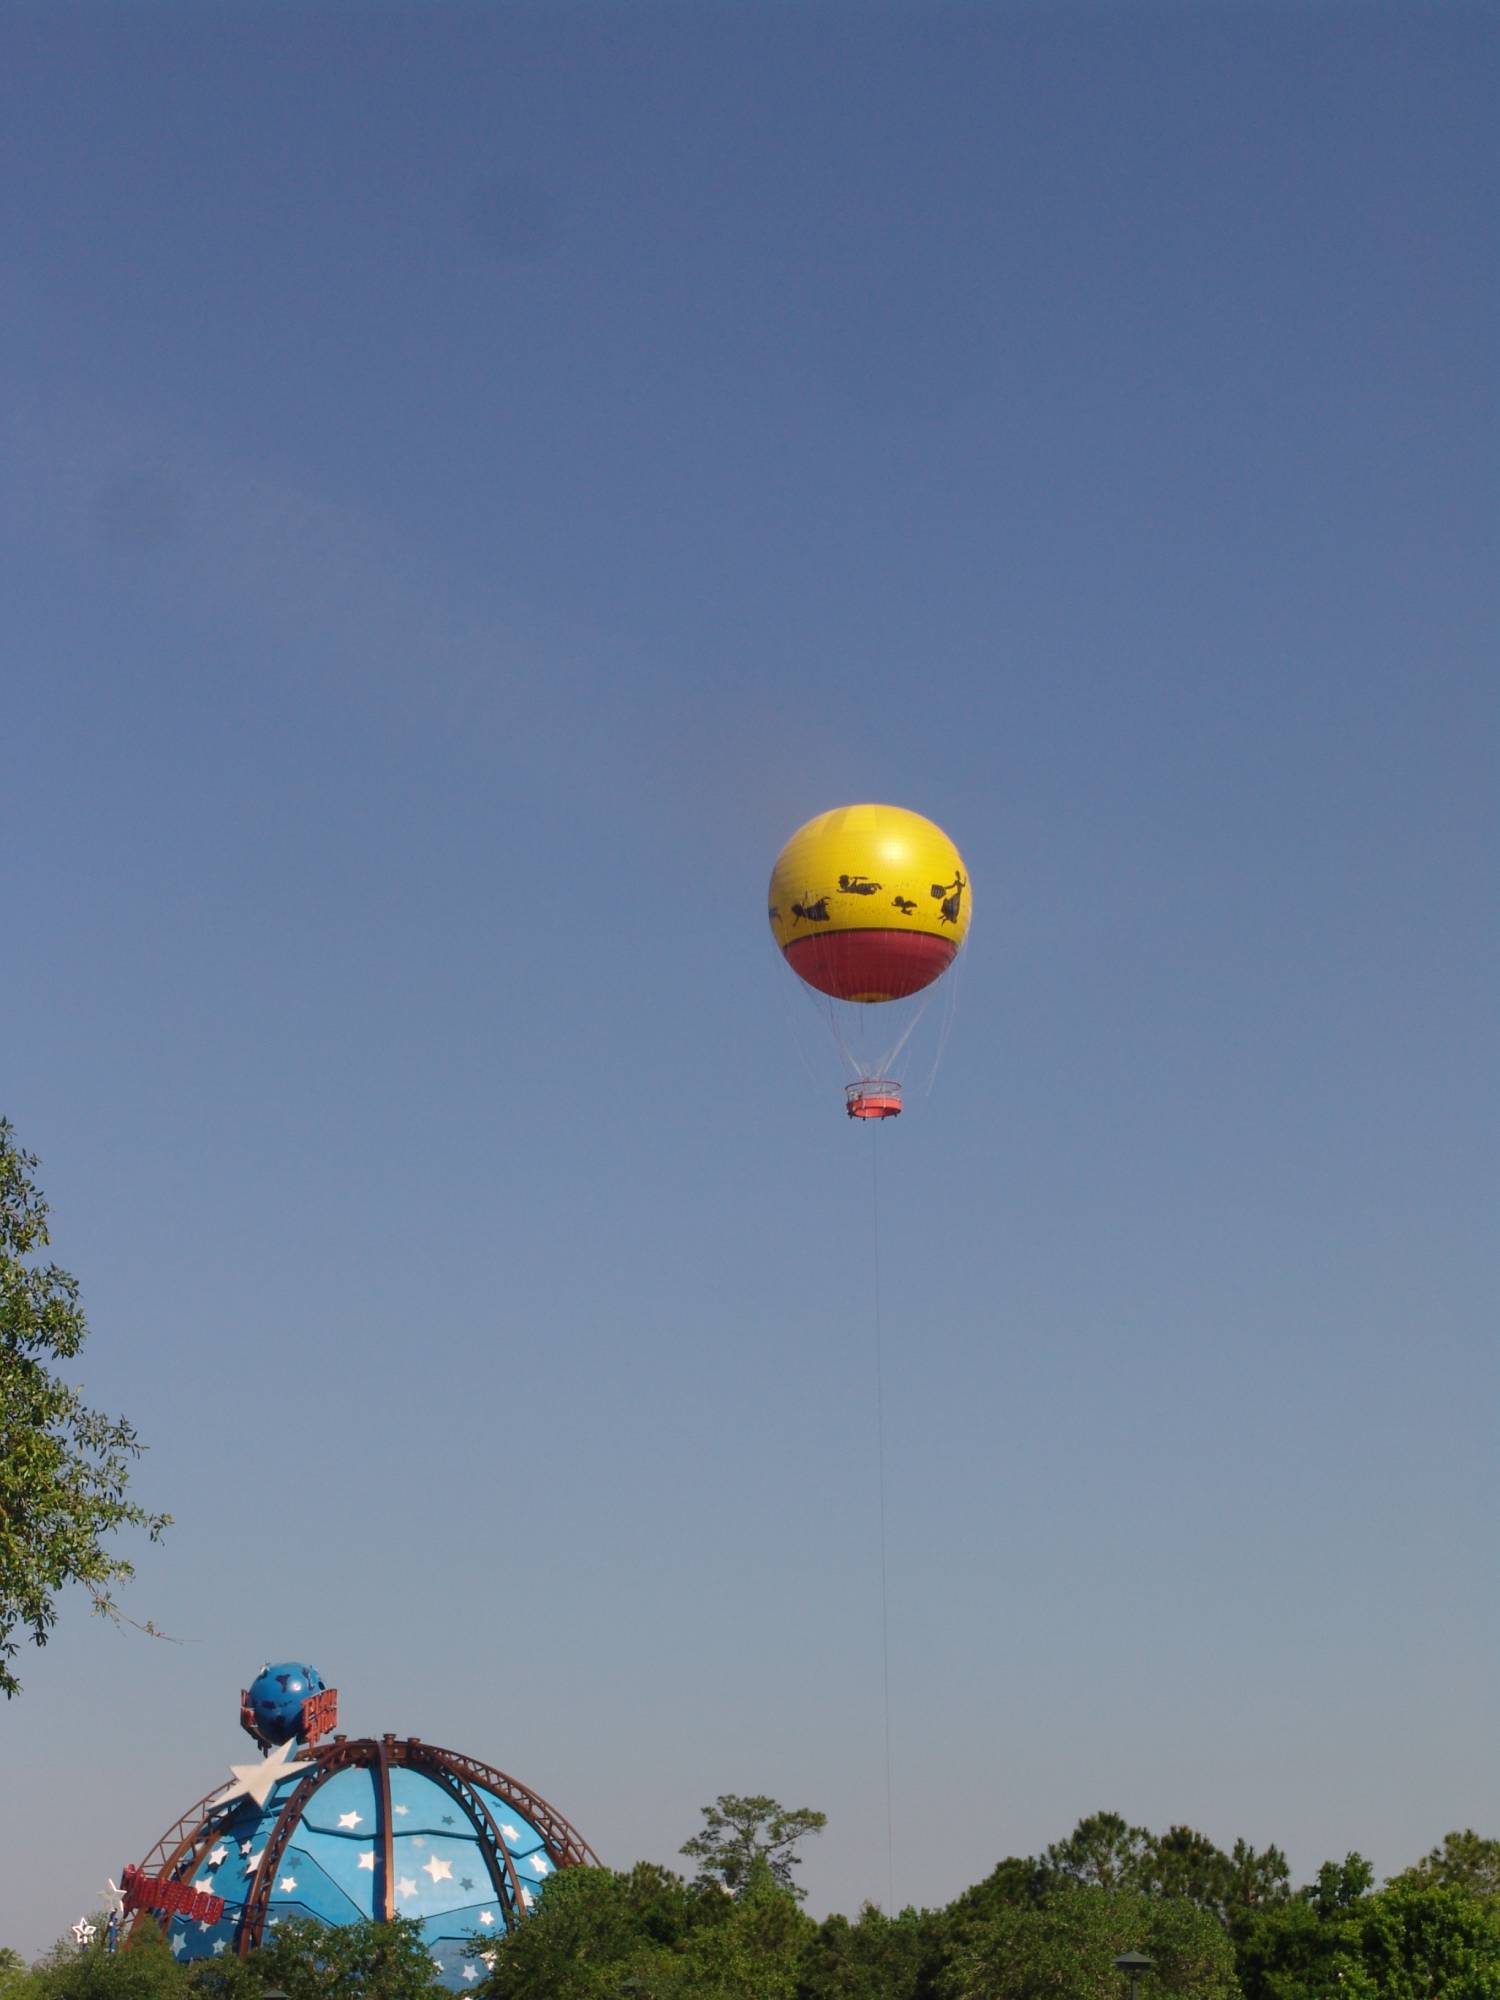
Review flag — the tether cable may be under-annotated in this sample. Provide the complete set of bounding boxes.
[870,1119,896,1913]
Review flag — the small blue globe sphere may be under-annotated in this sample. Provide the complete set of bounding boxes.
[245,1662,325,1745]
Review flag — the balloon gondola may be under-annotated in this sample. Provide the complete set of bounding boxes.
[845,1080,902,1120]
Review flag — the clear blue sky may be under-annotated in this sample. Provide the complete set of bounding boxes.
[3,0,1496,1959]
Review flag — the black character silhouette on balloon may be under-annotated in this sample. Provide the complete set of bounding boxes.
[790,894,832,925]
[838,873,882,895]
[931,871,967,925]
[891,895,918,915]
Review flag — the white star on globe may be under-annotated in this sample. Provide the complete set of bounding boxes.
[396,1877,419,1900]
[208,1736,312,1811]
[212,1943,227,1957]
[478,1911,494,1927]
[337,1811,362,1830]
[358,1852,376,1872]
[422,1855,453,1884]
[208,1847,228,1869]
[279,1876,298,1893]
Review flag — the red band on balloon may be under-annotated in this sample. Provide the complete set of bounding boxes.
[783,928,956,1002]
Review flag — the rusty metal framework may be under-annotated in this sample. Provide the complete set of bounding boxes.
[126,1735,600,1961]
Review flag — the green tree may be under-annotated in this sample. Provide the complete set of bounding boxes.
[471,1865,694,2000]
[1234,1894,1369,2000]
[31,1933,187,2000]
[1306,1854,1375,1918]
[1038,1814,1153,1894]
[0,1120,171,1697]
[0,1947,37,2000]
[1223,1839,1293,1915]
[943,1857,1049,1932]
[471,1858,820,2000]
[797,1902,946,2000]
[1140,1827,1234,1913]
[1391,1830,1500,1901]
[939,1884,1238,2000]
[1355,1880,1500,1998]
[680,1795,828,1901]
[248,1917,443,2000]
[676,1859,815,1999]
[1236,1875,1500,2000]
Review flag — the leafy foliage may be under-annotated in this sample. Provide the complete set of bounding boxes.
[467,1863,695,1999]
[246,1916,445,2000]
[470,1858,816,2000]
[939,1883,1239,2000]
[1236,1874,1500,1999]
[1034,1812,1290,1923]
[0,1121,170,1697]
[1390,1830,1500,1902]
[31,1934,187,2000]
[7,1803,1500,2000]
[680,1794,828,1901]
[798,1903,946,2000]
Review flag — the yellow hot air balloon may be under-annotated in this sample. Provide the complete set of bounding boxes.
[768,803,971,1117]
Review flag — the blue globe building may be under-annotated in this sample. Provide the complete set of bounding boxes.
[122,1664,598,1990]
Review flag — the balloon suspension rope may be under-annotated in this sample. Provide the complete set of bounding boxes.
[870,1120,896,1915]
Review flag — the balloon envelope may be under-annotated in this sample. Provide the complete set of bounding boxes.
[768,803,971,1002]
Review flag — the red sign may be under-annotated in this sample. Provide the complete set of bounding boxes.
[121,1865,225,1927]
[298,1687,338,1744]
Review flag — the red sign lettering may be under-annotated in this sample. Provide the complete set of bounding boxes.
[121,1865,224,1927]
[298,1687,338,1744]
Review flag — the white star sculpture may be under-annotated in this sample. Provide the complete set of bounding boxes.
[71,1921,97,1948]
[208,1737,312,1811]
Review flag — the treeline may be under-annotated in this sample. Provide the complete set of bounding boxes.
[6,1813,1500,2000]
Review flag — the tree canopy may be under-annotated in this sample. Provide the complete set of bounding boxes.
[680,1794,828,1900]
[5,1806,1500,2000]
